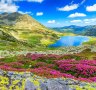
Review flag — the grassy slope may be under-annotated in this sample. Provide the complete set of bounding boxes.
[0,13,96,51]
[0,28,31,51]
[0,13,63,50]
[1,25,96,51]
[83,36,96,45]
[75,49,96,60]
[10,15,63,48]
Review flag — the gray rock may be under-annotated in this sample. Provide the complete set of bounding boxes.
[46,80,70,90]
[25,80,37,90]
[79,82,87,87]
[0,70,4,75]
[40,82,48,90]
[58,79,79,85]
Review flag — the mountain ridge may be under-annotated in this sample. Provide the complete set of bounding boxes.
[0,12,60,50]
[52,25,96,36]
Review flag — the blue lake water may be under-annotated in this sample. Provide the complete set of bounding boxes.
[49,36,89,47]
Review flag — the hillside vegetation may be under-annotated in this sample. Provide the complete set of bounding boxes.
[0,12,62,50]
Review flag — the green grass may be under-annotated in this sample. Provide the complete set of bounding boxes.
[75,49,96,60]
[1,56,17,63]
[83,36,96,45]
[0,24,96,51]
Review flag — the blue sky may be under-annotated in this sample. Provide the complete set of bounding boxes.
[0,0,96,27]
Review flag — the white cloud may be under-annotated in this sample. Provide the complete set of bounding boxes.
[57,0,86,12]
[84,19,89,22]
[70,17,96,25]
[47,20,56,24]
[18,11,33,15]
[86,18,96,24]
[28,0,44,3]
[86,4,96,12]
[71,18,96,24]
[84,18,96,23]
[0,0,19,13]
[68,12,86,18]
[58,4,79,11]
[0,0,44,13]
[84,21,90,24]
[36,12,43,16]
[70,20,82,23]
[4,0,44,3]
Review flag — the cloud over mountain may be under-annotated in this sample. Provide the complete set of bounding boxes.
[0,0,19,13]
[70,20,82,23]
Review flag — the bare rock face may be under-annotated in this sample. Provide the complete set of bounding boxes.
[0,12,22,25]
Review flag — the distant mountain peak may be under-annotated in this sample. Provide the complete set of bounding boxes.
[0,12,45,30]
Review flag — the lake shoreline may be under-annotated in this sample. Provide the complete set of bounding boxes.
[0,45,94,57]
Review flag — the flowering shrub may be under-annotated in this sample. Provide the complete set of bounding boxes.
[30,67,74,78]
[26,53,64,61]
[18,60,32,64]
[0,53,96,82]
[78,60,96,66]
[33,62,55,68]
[89,77,96,82]
[4,62,24,68]
[56,60,96,77]
[0,62,5,65]
[0,65,27,72]
[75,64,96,77]
[26,53,46,60]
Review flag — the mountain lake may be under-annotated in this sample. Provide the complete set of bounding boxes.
[49,36,89,47]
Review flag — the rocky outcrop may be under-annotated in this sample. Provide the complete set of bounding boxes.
[0,70,96,90]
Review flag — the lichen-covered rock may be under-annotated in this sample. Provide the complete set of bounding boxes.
[0,70,96,90]
[25,80,37,90]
